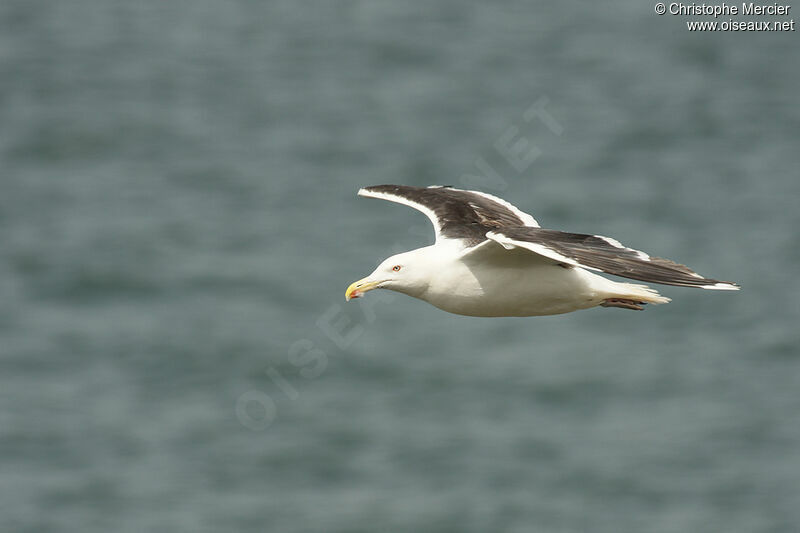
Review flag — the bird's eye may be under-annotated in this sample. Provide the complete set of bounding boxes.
[392,265,402,272]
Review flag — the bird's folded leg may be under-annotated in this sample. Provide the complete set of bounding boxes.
[600,298,645,311]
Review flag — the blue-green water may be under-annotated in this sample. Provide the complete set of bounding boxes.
[2,2,799,532]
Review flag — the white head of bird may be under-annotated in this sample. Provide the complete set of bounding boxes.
[345,247,440,301]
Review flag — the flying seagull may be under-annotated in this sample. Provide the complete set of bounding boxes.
[345,185,738,317]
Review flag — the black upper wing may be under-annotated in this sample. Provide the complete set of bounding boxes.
[359,185,539,245]
[489,227,739,290]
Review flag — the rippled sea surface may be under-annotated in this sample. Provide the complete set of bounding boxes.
[2,1,799,531]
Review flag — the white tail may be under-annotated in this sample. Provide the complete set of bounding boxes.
[612,283,671,305]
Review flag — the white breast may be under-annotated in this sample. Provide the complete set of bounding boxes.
[419,249,606,317]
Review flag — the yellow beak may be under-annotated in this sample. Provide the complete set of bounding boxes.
[345,278,383,301]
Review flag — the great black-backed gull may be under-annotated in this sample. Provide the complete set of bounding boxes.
[345,185,738,317]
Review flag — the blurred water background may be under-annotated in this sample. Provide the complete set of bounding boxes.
[2,1,799,532]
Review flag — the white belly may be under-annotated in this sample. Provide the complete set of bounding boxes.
[418,254,610,317]
[423,264,604,316]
